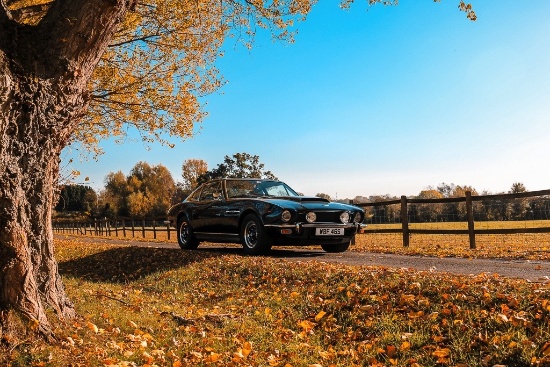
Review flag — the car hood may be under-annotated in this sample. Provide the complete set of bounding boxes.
[264,196,361,211]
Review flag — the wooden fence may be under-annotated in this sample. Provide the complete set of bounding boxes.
[53,218,173,241]
[353,189,550,249]
[53,189,550,249]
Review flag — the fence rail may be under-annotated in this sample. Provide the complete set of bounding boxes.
[53,219,173,241]
[354,189,550,248]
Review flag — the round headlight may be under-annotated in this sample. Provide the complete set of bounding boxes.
[281,210,292,222]
[340,212,350,224]
[306,212,317,223]
[353,212,362,223]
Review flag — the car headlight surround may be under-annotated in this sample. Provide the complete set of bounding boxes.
[306,212,317,223]
[281,210,292,222]
[340,212,350,224]
[353,212,362,223]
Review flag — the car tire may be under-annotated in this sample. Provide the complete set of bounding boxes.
[240,214,272,255]
[177,217,200,250]
[321,241,351,253]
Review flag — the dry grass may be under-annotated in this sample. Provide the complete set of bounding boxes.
[2,238,550,366]
[355,221,550,260]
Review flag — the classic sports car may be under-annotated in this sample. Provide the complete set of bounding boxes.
[166,178,365,255]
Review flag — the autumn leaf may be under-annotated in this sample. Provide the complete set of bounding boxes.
[315,311,327,322]
[299,320,315,332]
[205,352,222,362]
[86,321,99,333]
[385,345,397,358]
[432,348,451,358]
[243,341,253,357]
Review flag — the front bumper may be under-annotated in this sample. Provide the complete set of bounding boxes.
[264,222,366,245]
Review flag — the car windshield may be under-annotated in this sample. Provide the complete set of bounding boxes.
[226,179,299,198]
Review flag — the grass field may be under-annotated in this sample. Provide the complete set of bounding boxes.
[2,238,550,366]
[355,221,550,261]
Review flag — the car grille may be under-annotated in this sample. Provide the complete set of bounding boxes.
[300,211,343,223]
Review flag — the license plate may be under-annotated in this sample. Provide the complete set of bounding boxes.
[315,227,344,236]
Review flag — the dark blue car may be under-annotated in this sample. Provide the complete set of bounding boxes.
[166,178,365,255]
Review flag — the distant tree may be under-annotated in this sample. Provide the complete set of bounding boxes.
[367,195,400,224]
[197,153,277,184]
[508,182,528,220]
[509,182,527,194]
[55,185,97,213]
[437,183,456,198]
[182,159,208,191]
[103,171,130,216]
[417,189,444,199]
[316,193,332,201]
[451,185,478,197]
[102,162,176,218]
[415,189,444,222]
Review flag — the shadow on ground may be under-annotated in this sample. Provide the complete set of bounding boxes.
[58,244,325,283]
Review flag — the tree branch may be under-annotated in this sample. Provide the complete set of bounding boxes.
[31,0,138,79]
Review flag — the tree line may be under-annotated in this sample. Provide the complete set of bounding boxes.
[360,182,550,224]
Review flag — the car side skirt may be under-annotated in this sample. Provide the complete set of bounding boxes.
[194,232,240,243]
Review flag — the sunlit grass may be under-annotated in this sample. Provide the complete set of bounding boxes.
[355,221,550,260]
[2,238,550,366]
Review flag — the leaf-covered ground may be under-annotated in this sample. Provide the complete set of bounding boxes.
[353,232,550,261]
[2,238,550,366]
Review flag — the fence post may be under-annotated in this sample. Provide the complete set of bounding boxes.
[142,219,146,238]
[132,219,135,237]
[166,220,171,241]
[122,219,127,238]
[401,195,410,247]
[466,191,476,249]
[153,220,157,240]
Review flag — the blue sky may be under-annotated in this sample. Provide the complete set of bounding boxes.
[67,0,550,199]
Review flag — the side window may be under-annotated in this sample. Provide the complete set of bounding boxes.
[186,188,201,202]
[200,181,222,201]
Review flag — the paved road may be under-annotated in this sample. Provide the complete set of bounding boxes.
[58,235,550,283]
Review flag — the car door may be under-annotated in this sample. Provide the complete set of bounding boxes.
[191,181,227,234]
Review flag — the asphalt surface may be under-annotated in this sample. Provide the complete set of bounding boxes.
[56,235,550,283]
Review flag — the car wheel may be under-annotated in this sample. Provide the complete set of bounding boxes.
[240,214,272,255]
[177,217,200,250]
[321,241,351,253]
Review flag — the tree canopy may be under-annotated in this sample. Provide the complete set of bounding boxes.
[181,159,208,191]
[54,184,97,213]
[4,0,475,156]
[102,161,176,218]
[197,152,277,184]
[4,0,320,155]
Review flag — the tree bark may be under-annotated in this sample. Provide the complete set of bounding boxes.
[0,0,136,339]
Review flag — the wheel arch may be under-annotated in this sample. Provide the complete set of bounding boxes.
[238,208,262,229]
[176,211,191,225]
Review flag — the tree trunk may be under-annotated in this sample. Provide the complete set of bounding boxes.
[0,62,78,339]
[0,0,136,339]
